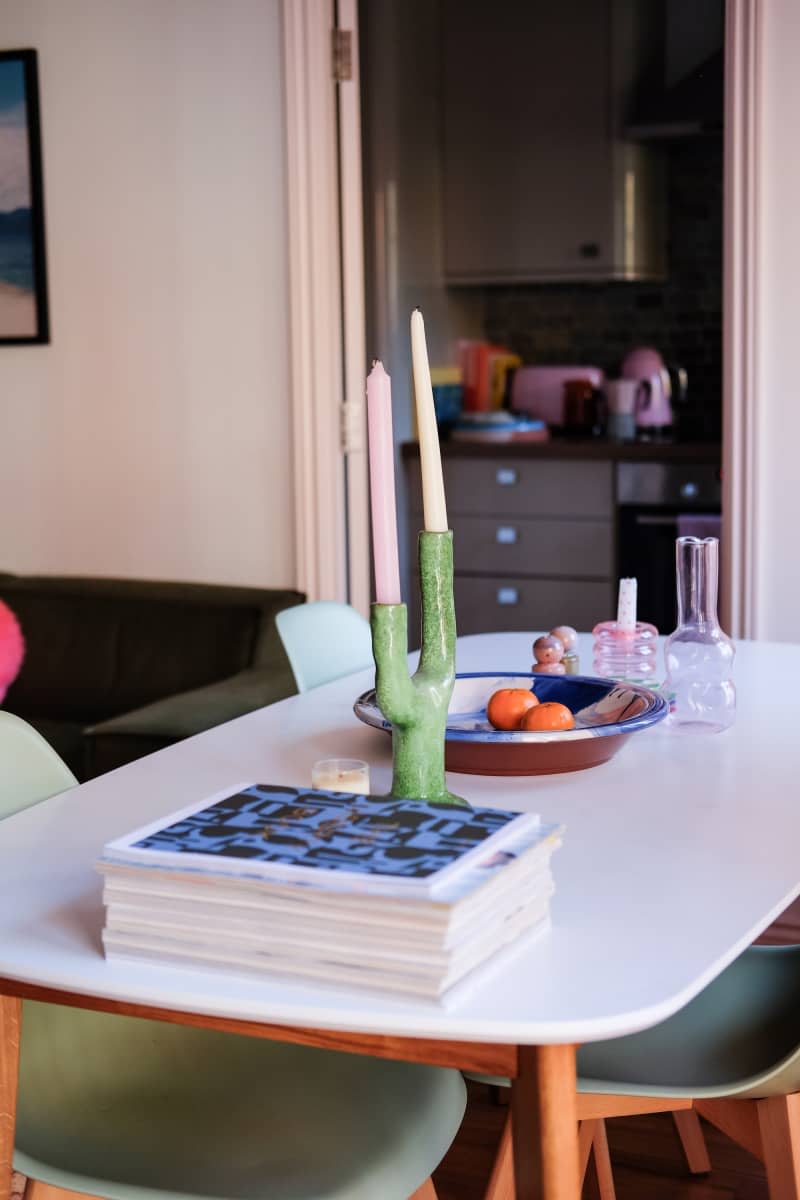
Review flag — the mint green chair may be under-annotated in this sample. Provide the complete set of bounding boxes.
[275,602,373,692]
[0,711,466,1200]
[480,944,800,1200]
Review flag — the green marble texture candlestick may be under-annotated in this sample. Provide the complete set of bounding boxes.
[371,530,467,807]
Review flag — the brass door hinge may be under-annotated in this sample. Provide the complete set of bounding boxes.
[332,29,352,81]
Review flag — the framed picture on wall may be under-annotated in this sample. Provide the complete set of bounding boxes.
[0,49,49,344]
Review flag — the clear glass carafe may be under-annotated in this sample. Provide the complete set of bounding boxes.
[664,536,735,732]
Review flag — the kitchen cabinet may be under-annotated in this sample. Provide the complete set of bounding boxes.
[404,451,615,639]
[441,0,666,283]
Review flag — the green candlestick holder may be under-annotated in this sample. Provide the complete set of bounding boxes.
[371,530,467,807]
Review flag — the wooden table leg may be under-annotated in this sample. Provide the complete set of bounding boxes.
[0,996,21,1200]
[511,1044,580,1200]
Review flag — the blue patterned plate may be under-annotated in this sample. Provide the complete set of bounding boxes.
[354,672,667,776]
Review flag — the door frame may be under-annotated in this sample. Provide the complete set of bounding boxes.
[722,0,761,638]
[336,0,371,617]
[282,0,370,613]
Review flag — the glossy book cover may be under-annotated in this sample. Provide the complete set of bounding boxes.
[100,783,543,897]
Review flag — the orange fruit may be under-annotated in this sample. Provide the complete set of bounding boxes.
[487,687,539,731]
[520,701,575,732]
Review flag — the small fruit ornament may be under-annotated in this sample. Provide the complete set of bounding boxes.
[550,624,579,674]
[0,601,24,703]
[532,633,566,675]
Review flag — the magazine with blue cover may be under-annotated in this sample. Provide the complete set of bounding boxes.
[100,782,542,898]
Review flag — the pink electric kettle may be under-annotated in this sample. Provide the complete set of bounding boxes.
[621,347,674,432]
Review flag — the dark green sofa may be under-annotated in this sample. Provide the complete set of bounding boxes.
[0,573,304,780]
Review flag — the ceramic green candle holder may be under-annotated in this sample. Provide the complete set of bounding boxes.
[371,530,467,807]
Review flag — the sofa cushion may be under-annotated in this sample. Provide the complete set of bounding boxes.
[1,577,303,725]
[82,664,298,778]
[85,731,175,779]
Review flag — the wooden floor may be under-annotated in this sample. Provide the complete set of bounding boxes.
[435,898,800,1199]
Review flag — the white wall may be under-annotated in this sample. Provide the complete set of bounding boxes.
[754,0,800,640]
[0,0,294,588]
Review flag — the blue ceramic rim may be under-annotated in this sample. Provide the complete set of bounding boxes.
[354,671,669,744]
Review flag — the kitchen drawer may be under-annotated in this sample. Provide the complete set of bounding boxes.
[452,575,613,637]
[449,516,613,579]
[407,457,613,518]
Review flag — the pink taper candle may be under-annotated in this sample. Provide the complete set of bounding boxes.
[366,361,402,605]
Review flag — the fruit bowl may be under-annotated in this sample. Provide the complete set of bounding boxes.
[353,672,668,776]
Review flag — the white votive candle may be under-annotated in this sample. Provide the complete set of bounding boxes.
[617,577,637,633]
[311,758,371,794]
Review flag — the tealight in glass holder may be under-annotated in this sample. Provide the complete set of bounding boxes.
[311,758,370,794]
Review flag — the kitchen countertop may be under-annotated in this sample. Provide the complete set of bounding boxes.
[401,438,721,464]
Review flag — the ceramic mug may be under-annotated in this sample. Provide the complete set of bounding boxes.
[607,410,636,441]
[605,379,639,415]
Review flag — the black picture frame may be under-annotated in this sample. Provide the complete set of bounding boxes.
[0,49,49,344]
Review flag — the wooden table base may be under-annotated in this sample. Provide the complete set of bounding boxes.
[512,1044,580,1200]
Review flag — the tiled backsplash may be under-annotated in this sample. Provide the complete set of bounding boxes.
[483,139,723,430]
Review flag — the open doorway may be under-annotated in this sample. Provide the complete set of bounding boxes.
[358,0,725,642]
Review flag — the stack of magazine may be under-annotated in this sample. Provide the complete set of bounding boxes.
[97,783,563,1002]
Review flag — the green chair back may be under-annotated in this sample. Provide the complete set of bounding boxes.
[0,711,77,818]
[275,601,373,692]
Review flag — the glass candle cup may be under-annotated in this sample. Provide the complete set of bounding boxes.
[311,758,371,794]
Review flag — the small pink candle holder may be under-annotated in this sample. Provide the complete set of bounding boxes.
[593,576,658,682]
[592,620,659,682]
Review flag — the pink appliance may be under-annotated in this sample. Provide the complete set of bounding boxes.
[621,347,673,431]
[510,365,605,427]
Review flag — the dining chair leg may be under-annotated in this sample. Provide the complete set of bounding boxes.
[589,1118,616,1200]
[757,1094,800,1200]
[483,1112,513,1200]
[673,1108,711,1173]
[0,996,21,1200]
[578,1119,596,1181]
[408,1179,438,1200]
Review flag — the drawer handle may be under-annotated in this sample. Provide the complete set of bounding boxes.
[496,587,519,606]
[496,468,518,486]
[496,526,518,545]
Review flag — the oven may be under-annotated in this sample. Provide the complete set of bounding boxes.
[616,462,722,632]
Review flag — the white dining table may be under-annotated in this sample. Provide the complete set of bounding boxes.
[1,631,798,1200]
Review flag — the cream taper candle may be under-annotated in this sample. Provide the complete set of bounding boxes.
[410,308,448,531]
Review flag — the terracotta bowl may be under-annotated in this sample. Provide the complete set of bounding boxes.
[353,672,668,776]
